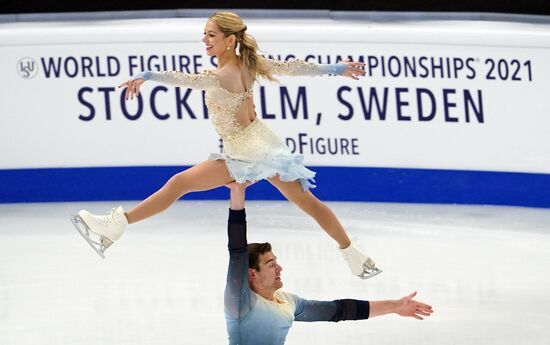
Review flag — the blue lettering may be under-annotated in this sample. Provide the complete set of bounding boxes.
[128,55,139,76]
[453,58,464,79]
[77,87,95,121]
[98,87,115,120]
[351,139,359,155]
[336,86,353,121]
[466,58,476,79]
[418,56,430,78]
[396,88,411,121]
[464,90,484,123]
[431,57,444,78]
[286,133,361,156]
[298,133,308,154]
[417,88,436,121]
[201,90,209,119]
[175,88,197,119]
[366,56,379,77]
[96,56,106,77]
[280,86,308,120]
[120,91,142,120]
[404,56,417,77]
[443,89,458,122]
[259,87,276,119]
[358,87,388,120]
[81,57,93,77]
[64,57,78,78]
[150,86,169,120]
[388,56,401,77]
[192,55,202,73]
[285,138,296,153]
[41,57,62,78]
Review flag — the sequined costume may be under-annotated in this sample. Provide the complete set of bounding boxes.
[137,59,347,191]
[225,208,370,345]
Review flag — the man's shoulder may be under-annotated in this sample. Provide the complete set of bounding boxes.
[275,290,302,304]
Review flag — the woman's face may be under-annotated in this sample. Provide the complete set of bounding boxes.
[202,20,231,57]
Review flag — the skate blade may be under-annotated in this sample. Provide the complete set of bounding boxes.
[70,214,109,259]
[358,266,382,280]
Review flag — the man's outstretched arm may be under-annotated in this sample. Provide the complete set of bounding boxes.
[294,291,432,322]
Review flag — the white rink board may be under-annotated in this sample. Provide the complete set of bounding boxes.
[1,18,550,173]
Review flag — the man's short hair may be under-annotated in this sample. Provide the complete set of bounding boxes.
[248,242,272,271]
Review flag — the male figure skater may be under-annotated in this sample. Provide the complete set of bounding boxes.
[224,182,433,345]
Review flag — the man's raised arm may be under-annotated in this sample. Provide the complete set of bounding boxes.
[224,183,253,320]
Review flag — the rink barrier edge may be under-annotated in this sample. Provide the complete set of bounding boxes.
[0,166,549,208]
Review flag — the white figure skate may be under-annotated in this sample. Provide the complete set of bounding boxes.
[339,243,382,279]
[70,206,128,259]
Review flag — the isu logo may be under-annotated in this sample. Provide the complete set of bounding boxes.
[17,57,38,79]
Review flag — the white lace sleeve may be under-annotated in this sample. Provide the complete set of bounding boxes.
[262,58,346,76]
[134,70,217,90]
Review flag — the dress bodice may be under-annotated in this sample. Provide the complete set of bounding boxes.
[203,74,255,140]
[143,58,346,157]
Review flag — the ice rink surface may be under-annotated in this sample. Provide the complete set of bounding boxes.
[1,200,549,345]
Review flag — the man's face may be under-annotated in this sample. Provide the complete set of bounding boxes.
[252,251,283,291]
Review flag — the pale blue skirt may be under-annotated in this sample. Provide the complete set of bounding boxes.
[208,118,316,191]
[209,152,316,192]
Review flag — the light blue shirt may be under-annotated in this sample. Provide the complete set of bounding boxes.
[225,209,369,345]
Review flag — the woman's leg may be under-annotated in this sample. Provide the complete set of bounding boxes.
[125,160,234,224]
[267,175,351,249]
[268,175,382,279]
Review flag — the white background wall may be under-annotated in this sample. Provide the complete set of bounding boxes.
[2,17,550,173]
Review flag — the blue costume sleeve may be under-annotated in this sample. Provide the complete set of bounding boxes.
[132,69,217,89]
[292,294,370,322]
[224,209,255,319]
[262,58,347,76]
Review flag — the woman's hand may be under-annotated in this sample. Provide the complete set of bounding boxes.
[339,60,366,80]
[118,78,145,100]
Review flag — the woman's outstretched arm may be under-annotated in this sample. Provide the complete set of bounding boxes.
[119,69,217,100]
[262,57,365,80]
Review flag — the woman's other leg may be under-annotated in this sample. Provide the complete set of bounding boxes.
[267,175,381,279]
[267,175,351,248]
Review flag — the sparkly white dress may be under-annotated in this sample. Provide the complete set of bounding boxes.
[141,59,345,191]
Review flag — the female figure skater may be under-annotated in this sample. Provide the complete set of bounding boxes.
[71,11,381,279]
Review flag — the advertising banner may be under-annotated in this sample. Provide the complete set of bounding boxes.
[1,17,549,205]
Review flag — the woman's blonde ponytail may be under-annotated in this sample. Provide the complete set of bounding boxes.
[209,12,275,81]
